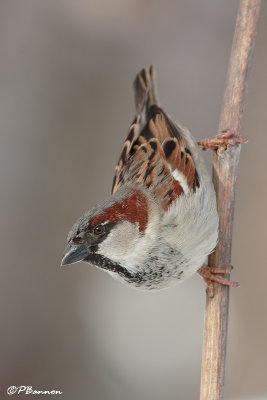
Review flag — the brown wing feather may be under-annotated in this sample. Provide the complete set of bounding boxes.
[112,67,199,210]
[113,137,184,211]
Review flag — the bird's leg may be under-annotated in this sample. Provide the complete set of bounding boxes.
[197,129,247,151]
[198,265,239,298]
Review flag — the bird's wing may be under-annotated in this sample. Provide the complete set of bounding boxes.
[112,105,200,211]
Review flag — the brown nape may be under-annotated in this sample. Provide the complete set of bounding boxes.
[89,191,148,234]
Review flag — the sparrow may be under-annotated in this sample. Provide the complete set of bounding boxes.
[61,66,240,292]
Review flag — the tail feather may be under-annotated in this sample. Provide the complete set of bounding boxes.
[133,66,159,116]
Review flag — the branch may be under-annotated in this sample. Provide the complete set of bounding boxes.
[200,1,261,400]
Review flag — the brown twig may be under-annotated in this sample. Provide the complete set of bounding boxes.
[200,1,261,400]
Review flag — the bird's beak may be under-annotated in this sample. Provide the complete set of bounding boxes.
[61,242,90,266]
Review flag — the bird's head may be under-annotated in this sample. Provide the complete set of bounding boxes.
[61,186,160,281]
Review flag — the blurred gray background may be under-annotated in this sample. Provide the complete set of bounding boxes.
[0,1,266,399]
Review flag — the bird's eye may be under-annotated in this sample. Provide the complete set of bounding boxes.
[93,224,105,235]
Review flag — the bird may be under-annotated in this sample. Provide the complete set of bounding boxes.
[61,66,239,294]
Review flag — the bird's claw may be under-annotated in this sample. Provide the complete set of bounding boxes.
[197,130,247,151]
[198,265,239,298]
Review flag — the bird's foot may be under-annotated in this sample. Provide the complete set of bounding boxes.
[198,265,239,298]
[197,130,247,151]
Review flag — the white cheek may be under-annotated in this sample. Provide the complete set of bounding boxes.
[97,199,160,274]
[97,221,140,265]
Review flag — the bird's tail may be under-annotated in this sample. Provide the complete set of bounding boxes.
[133,66,159,117]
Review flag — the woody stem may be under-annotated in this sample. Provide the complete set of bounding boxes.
[200,1,261,400]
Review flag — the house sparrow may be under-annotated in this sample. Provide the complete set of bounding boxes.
[61,66,239,292]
